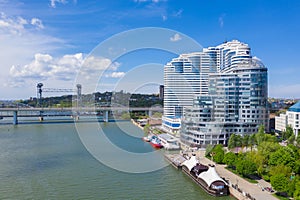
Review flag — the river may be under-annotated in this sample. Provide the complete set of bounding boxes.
[0,121,234,199]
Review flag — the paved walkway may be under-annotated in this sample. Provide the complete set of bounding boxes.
[195,150,278,200]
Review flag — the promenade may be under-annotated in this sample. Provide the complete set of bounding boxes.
[196,150,278,200]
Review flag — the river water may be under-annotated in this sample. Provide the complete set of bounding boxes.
[0,121,234,199]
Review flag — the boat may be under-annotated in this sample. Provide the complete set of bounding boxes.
[142,134,152,142]
[150,136,163,148]
[181,156,229,196]
[157,133,180,150]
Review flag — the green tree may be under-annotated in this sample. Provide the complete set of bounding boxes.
[296,135,300,147]
[283,126,294,140]
[143,123,150,135]
[211,144,225,164]
[257,141,280,161]
[270,173,289,192]
[249,134,256,151]
[242,135,250,149]
[258,124,265,134]
[205,144,214,157]
[228,134,237,149]
[294,178,300,200]
[228,134,242,151]
[236,158,257,177]
[152,112,162,118]
[288,134,296,145]
[269,165,292,177]
[269,146,295,168]
[223,152,237,168]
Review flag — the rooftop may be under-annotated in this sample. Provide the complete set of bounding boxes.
[288,101,300,112]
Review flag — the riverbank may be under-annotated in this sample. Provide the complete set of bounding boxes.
[165,147,278,200]
[131,119,144,130]
[193,150,277,200]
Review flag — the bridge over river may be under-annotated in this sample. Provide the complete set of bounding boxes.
[0,107,163,125]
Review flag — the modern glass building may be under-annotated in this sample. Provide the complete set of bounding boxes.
[163,52,216,133]
[181,42,268,147]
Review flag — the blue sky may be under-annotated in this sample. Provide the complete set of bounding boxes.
[0,0,299,99]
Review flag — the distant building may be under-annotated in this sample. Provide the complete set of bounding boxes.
[159,85,164,99]
[275,101,300,137]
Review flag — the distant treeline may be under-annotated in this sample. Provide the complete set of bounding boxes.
[18,91,163,108]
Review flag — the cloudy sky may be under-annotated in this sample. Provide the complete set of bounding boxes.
[1,0,299,99]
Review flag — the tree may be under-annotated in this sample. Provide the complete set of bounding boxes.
[270,173,289,192]
[228,134,237,149]
[257,141,280,161]
[205,144,214,157]
[236,158,257,177]
[211,144,225,164]
[152,112,162,118]
[283,126,294,140]
[269,165,292,177]
[296,135,300,147]
[269,146,295,168]
[223,152,237,168]
[242,135,250,150]
[249,134,256,151]
[143,123,150,135]
[258,124,265,134]
[228,134,242,151]
[293,178,300,200]
[288,134,296,145]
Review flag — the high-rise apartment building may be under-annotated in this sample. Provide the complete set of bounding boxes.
[180,42,268,147]
[163,40,268,145]
[162,52,216,133]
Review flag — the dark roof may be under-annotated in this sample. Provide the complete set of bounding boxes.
[288,101,300,112]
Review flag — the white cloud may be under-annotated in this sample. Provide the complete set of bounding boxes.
[0,12,45,34]
[170,33,181,42]
[8,53,122,86]
[162,14,167,21]
[0,12,28,35]
[31,18,44,29]
[50,0,77,8]
[105,72,125,78]
[50,0,67,8]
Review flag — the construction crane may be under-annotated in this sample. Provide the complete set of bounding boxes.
[36,83,82,107]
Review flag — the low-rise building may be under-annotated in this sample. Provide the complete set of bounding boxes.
[275,101,300,137]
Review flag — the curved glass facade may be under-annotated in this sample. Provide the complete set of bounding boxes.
[163,52,216,133]
[180,40,268,147]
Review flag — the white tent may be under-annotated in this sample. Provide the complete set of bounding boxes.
[197,166,227,187]
[181,156,198,171]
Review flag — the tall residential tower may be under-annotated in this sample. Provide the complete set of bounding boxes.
[163,40,268,146]
[162,52,216,133]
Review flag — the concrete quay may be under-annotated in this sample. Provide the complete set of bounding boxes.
[194,150,278,200]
